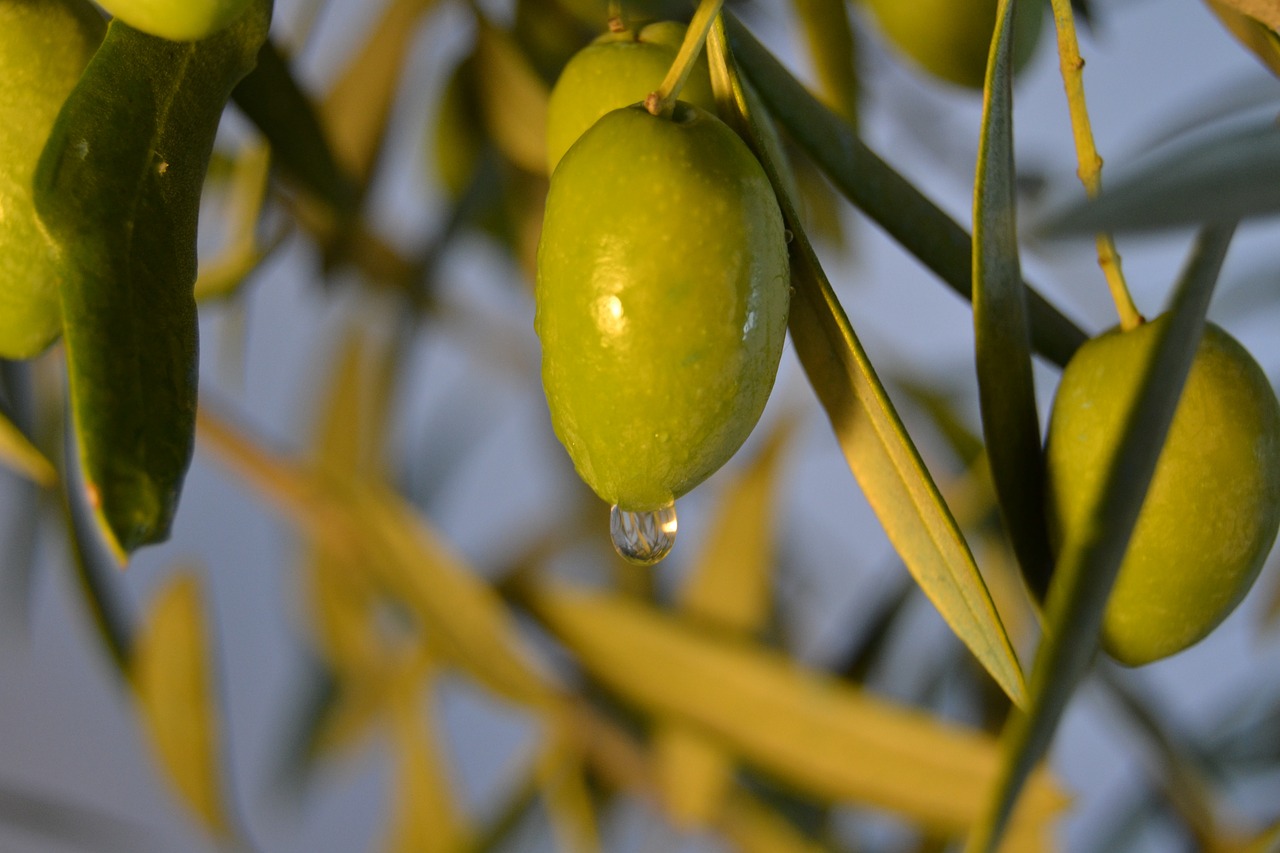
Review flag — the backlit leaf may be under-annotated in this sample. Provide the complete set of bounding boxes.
[1210,0,1280,30]
[130,570,228,837]
[525,583,1066,842]
[1206,0,1280,76]
[0,409,54,487]
[473,20,550,176]
[34,2,271,561]
[708,19,1028,709]
[792,0,859,124]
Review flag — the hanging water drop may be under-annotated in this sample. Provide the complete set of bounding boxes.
[610,502,677,565]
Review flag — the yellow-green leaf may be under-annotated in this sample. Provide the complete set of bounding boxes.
[474,20,549,176]
[1206,0,1280,76]
[525,583,1066,840]
[384,676,471,853]
[792,0,859,123]
[323,0,440,184]
[130,570,228,837]
[196,407,557,710]
[0,410,54,487]
[707,19,1027,709]
[1210,0,1280,30]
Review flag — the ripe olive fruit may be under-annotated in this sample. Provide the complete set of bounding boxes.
[93,0,249,41]
[544,20,716,173]
[536,102,790,511]
[862,0,1043,89]
[1045,316,1280,666]
[0,0,104,359]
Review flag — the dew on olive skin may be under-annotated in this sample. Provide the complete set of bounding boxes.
[610,502,678,565]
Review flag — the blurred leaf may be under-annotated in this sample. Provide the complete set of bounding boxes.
[384,674,471,853]
[973,0,1052,600]
[966,224,1236,853]
[536,731,601,853]
[792,0,859,124]
[1243,819,1280,853]
[0,409,55,487]
[724,13,1087,370]
[34,4,271,561]
[655,417,793,826]
[130,570,228,837]
[719,790,831,853]
[232,37,359,214]
[1206,0,1280,76]
[196,406,558,709]
[323,0,440,185]
[195,141,285,302]
[707,20,1028,709]
[432,55,487,201]
[1211,0,1280,30]
[473,19,550,176]
[0,781,157,853]
[524,583,1066,841]
[1045,122,1280,233]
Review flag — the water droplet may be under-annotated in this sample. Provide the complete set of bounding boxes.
[610,502,677,566]
[783,229,794,244]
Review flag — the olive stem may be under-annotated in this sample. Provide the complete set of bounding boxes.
[645,0,724,117]
[606,0,625,33]
[1049,0,1143,331]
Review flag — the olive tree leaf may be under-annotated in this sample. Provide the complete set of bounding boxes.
[523,583,1066,842]
[708,19,1028,709]
[973,0,1053,600]
[231,37,358,215]
[1206,0,1280,76]
[34,2,272,562]
[791,0,859,125]
[0,409,55,487]
[1044,122,1280,233]
[724,13,1087,370]
[130,570,229,837]
[321,0,441,185]
[965,224,1237,853]
[474,19,550,176]
[1209,0,1280,30]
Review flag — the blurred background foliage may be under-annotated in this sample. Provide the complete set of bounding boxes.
[2,0,1280,851]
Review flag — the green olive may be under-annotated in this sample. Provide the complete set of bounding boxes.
[93,0,249,41]
[862,0,1043,89]
[545,20,717,173]
[536,102,790,511]
[0,0,104,360]
[1045,316,1280,666]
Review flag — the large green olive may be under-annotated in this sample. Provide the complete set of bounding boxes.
[862,0,1044,89]
[0,0,104,359]
[544,20,716,173]
[1045,316,1280,666]
[536,102,789,511]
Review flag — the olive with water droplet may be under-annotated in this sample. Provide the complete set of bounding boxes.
[536,101,789,525]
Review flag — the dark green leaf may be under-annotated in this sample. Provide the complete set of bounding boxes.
[1046,122,1280,233]
[973,0,1053,599]
[232,37,358,215]
[724,13,1087,370]
[965,224,1237,853]
[35,3,272,560]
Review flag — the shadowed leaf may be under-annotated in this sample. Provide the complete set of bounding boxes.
[34,2,271,561]
[1045,122,1280,233]
[973,0,1053,599]
[965,224,1237,853]
[724,13,1087,370]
